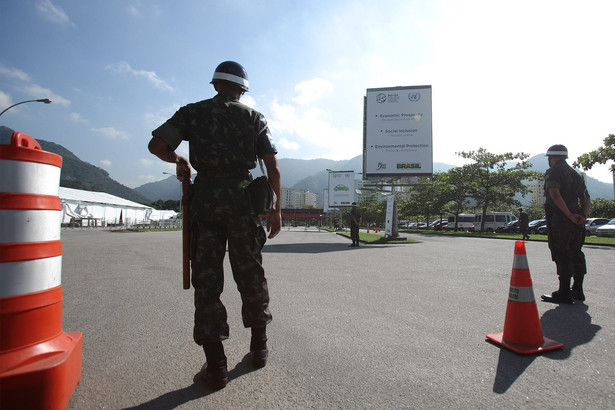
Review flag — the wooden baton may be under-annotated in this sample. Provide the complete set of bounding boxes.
[181,172,191,289]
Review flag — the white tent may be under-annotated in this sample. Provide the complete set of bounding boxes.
[148,209,178,221]
[59,187,154,227]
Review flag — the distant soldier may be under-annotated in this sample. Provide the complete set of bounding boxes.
[148,61,281,389]
[541,144,590,304]
[349,202,362,247]
[518,208,530,240]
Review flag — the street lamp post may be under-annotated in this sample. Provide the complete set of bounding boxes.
[0,99,52,117]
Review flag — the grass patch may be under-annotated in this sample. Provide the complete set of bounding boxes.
[399,229,615,245]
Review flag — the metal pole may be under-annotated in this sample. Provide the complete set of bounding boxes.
[0,99,52,117]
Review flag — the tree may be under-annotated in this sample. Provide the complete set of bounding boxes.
[401,173,453,226]
[573,134,615,198]
[357,194,386,227]
[573,134,615,173]
[523,201,545,221]
[439,168,473,230]
[589,198,615,219]
[456,148,542,232]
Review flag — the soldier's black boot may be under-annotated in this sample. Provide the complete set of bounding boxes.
[541,265,573,304]
[571,274,585,301]
[201,341,228,390]
[250,326,269,368]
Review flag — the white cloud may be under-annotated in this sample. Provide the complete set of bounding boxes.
[69,112,88,123]
[0,91,11,109]
[127,2,161,17]
[91,127,130,139]
[0,64,70,110]
[292,78,333,105]
[144,104,180,129]
[267,90,362,160]
[418,0,615,170]
[127,5,140,16]
[35,0,75,28]
[242,95,256,108]
[107,61,174,91]
[140,158,153,166]
[277,137,300,151]
[0,64,30,82]
[19,83,70,106]
[100,159,111,167]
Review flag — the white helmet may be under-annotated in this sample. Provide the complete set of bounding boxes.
[545,144,568,158]
[210,61,249,91]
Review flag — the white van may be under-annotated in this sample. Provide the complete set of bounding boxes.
[447,213,475,231]
[473,212,517,232]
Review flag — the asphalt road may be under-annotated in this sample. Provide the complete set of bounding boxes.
[60,228,615,409]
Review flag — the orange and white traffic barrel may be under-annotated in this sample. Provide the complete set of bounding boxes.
[0,131,83,409]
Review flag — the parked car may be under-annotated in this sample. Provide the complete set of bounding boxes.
[496,220,519,233]
[585,218,611,236]
[537,225,548,235]
[429,219,448,230]
[595,218,615,237]
[527,219,547,234]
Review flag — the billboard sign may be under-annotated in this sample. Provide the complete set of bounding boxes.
[364,85,433,178]
[328,171,355,207]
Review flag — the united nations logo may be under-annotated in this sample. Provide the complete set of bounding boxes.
[408,92,421,102]
[376,93,386,103]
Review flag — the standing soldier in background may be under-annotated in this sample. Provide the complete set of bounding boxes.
[540,144,590,304]
[349,202,361,247]
[148,61,281,390]
[518,208,530,240]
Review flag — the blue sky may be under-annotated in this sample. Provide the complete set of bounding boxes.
[1,0,614,188]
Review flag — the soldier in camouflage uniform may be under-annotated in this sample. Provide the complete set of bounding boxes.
[148,61,281,390]
[540,144,590,305]
[349,203,361,247]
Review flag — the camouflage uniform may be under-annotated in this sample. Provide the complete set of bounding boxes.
[544,159,588,288]
[152,93,276,344]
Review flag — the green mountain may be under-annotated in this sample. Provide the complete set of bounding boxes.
[135,155,458,203]
[37,139,151,204]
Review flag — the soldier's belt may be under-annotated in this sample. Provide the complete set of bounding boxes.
[195,176,250,189]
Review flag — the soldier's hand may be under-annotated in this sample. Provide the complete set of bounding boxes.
[570,214,586,225]
[175,155,191,182]
[267,211,281,239]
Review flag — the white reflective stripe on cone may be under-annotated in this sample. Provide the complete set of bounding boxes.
[0,210,61,243]
[0,160,61,195]
[0,256,62,298]
[512,253,529,270]
[508,285,536,302]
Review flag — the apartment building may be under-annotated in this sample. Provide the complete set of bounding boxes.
[281,188,317,209]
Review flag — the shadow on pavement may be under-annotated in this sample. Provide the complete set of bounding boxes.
[539,302,601,360]
[125,354,259,409]
[263,242,389,253]
[491,302,601,394]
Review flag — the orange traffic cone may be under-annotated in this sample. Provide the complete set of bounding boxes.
[486,240,563,354]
